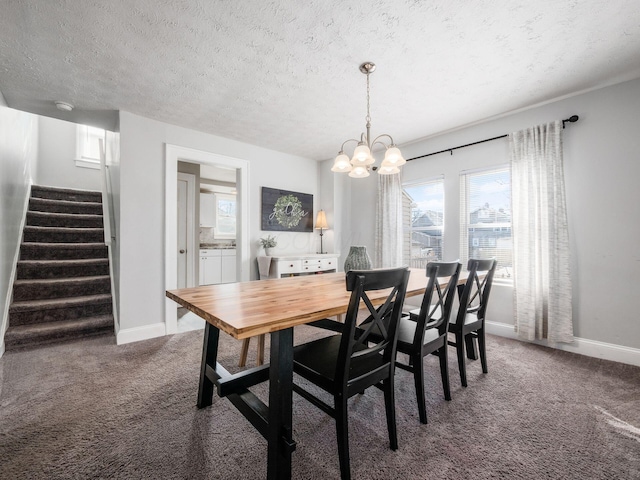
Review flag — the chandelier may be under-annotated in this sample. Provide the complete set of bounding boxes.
[331,62,405,178]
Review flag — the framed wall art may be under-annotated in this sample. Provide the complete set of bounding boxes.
[261,187,313,232]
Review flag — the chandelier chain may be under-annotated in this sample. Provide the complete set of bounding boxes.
[365,71,371,128]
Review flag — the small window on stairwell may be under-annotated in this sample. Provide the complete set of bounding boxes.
[75,124,106,170]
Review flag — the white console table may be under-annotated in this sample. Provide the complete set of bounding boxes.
[258,253,339,279]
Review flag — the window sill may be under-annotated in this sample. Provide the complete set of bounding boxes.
[75,158,100,170]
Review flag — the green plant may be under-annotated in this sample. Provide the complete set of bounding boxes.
[258,235,277,248]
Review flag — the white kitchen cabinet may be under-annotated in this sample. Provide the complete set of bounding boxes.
[199,249,236,285]
[221,250,237,283]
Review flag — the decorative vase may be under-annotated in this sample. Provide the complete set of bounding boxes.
[343,246,372,272]
[265,248,273,256]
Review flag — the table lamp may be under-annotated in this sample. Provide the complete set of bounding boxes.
[315,210,328,254]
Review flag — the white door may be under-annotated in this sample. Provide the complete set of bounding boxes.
[177,173,196,289]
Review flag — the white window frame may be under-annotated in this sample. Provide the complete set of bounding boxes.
[460,165,512,283]
[75,124,106,170]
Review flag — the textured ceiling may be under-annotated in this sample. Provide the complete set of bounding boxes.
[2,0,640,161]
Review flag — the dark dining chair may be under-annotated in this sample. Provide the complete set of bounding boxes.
[361,261,461,424]
[448,258,497,387]
[292,267,410,480]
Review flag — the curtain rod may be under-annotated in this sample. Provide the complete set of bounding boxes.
[406,115,579,162]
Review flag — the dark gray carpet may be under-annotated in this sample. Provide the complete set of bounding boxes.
[1,327,639,479]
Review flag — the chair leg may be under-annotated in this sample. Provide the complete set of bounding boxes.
[239,338,250,367]
[335,395,352,480]
[257,334,265,366]
[455,332,468,387]
[477,327,488,374]
[383,377,398,450]
[465,332,478,360]
[412,354,428,424]
[438,346,452,401]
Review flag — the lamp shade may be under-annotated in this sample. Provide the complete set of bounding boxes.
[331,153,352,172]
[315,210,328,230]
[351,144,374,166]
[383,146,406,166]
[349,165,370,178]
[378,164,400,175]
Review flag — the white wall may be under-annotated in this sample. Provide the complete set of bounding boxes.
[117,111,318,334]
[331,78,640,353]
[36,116,101,191]
[0,105,38,356]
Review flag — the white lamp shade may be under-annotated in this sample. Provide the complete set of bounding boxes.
[378,163,400,175]
[349,165,370,178]
[351,144,374,166]
[331,153,352,172]
[383,146,406,166]
[315,210,328,229]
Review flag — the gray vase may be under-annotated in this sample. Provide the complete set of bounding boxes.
[343,246,372,272]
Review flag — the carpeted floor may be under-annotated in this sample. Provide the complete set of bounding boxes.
[1,327,639,479]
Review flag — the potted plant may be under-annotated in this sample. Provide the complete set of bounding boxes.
[259,235,277,256]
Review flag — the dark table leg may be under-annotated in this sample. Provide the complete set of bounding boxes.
[198,322,220,408]
[266,327,295,480]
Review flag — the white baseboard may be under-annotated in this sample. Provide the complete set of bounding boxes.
[116,322,167,345]
[486,321,640,367]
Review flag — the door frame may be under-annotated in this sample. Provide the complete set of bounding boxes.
[165,144,250,335]
[177,172,196,289]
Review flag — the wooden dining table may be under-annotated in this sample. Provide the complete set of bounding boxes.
[166,267,470,479]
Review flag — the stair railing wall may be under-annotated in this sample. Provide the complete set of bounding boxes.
[99,138,119,332]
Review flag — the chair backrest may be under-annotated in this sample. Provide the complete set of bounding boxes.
[453,258,497,326]
[413,261,462,344]
[337,267,410,386]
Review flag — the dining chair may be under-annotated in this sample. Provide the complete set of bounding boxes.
[448,258,497,387]
[292,267,410,480]
[360,261,461,424]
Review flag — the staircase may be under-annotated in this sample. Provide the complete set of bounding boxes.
[4,185,114,350]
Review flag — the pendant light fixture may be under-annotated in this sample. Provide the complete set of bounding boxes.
[331,62,405,178]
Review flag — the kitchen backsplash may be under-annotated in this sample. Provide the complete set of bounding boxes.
[200,227,235,247]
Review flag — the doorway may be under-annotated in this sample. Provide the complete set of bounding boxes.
[165,144,250,335]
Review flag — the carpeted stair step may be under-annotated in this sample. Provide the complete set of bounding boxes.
[23,226,104,243]
[31,185,102,203]
[3,315,114,350]
[9,294,113,326]
[13,275,111,301]
[29,197,103,215]
[17,258,110,279]
[19,242,108,260]
[26,211,104,228]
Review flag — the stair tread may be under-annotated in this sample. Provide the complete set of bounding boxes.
[32,185,101,195]
[14,275,110,286]
[10,294,112,310]
[30,197,102,207]
[4,316,113,347]
[24,226,104,232]
[6,315,114,333]
[28,211,103,219]
[21,242,107,248]
[18,258,108,265]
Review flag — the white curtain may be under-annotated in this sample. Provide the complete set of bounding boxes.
[509,120,573,344]
[375,173,403,268]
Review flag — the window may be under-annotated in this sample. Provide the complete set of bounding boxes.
[403,177,444,268]
[460,166,512,279]
[76,124,106,169]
